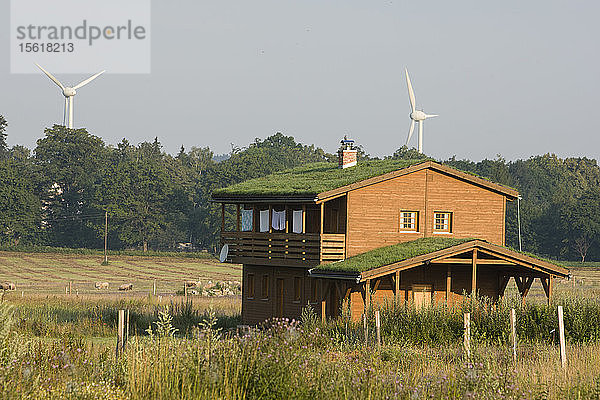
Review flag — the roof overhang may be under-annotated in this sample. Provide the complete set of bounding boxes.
[311,240,568,282]
[211,195,318,204]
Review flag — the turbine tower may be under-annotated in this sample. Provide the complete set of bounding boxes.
[35,63,105,129]
[405,68,437,153]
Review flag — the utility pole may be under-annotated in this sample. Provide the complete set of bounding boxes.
[104,211,108,264]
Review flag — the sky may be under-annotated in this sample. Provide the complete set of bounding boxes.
[1,0,599,161]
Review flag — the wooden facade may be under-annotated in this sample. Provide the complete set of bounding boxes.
[213,160,568,325]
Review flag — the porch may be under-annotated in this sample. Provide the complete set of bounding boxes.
[308,239,569,321]
[218,195,347,266]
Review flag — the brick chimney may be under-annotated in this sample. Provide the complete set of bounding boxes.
[338,136,357,169]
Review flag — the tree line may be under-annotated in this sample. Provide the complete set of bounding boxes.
[0,117,599,261]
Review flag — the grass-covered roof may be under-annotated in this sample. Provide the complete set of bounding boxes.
[312,237,568,274]
[315,237,474,273]
[212,159,427,197]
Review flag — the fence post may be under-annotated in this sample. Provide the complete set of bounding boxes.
[116,309,125,359]
[558,305,567,368]
[363,313,368,347]
[375,310,381,349]
[464,312,471,358]
[153,280,156,296]
[184,282,187,298]
[510,308,517,363]
[69,281,72,295]
[126,310,130,347]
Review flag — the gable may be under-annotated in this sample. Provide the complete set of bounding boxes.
[316,161,518,203]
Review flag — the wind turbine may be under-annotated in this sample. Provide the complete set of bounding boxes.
[405,68,437,153]
[35,63,105,129]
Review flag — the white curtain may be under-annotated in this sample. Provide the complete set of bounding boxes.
[292,210,303,233]
[259,210,270,232]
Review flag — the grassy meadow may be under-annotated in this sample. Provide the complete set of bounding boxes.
[1,252,600,398]
[0,251,241,295]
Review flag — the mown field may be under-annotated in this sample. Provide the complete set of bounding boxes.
[0,253,600,399]
[0,251,242,295]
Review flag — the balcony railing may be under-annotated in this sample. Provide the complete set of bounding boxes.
[221,232,345,265]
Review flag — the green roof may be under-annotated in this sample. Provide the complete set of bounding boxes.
[315,237,474,273]
[312,237,568,274]
[212,159,428,197]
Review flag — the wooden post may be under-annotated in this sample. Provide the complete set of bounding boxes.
[510,308,517,363]
[363,313,368,347]
[542,276,554,306]
[319,203,324,263]
[365,279,371,313]
[69,281,72,295]
[116,309,125,358]
[153,280,156,296]
[184,282,187,298]
[321,298,326,324]
[236,204,240,231]
[471,249,477,296]
[446,266,452,303]
[268,205,273,233]
[104,211,108,264]
[126,310,130,347]
[464,312,471,358]
[558,305,567,368]
[302,205,306,233]
[285,206,289,233]
[375,310,381,349]
[65,286,68,294]
[395,271,400,302]
[320,203,324,234]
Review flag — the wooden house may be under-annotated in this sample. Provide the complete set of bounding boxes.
[212,148,568,325]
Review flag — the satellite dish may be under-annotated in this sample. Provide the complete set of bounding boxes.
[219,244,229,263]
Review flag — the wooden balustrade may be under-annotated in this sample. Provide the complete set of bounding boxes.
[221,232,345,265]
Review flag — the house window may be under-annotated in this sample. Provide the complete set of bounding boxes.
[247,274,255,299]
[400,211,418,231]
[433,212,452,233]
[261,274,269,299]
[293,277,302,302]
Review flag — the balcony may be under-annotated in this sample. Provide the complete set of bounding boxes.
[221,232,346,266]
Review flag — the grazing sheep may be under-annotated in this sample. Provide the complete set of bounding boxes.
[95,282,109,290]
[0,282,15,291]
[118,283,133,291]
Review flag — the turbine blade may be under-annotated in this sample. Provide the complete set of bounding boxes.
[405,68,416,113]
[73,70,106,90]
[425,114,439,118]
[35,63,65,90]
[406,120,415,145]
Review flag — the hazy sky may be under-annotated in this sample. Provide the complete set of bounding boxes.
[1,1,599,161]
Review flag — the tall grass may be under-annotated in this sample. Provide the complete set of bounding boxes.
[9,295,241,338]
[3,293,600,398]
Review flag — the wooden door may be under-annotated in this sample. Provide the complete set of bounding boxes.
[412,284,433,309]
[276,279,284,318]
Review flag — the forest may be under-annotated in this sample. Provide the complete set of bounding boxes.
[0,115,599,261]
